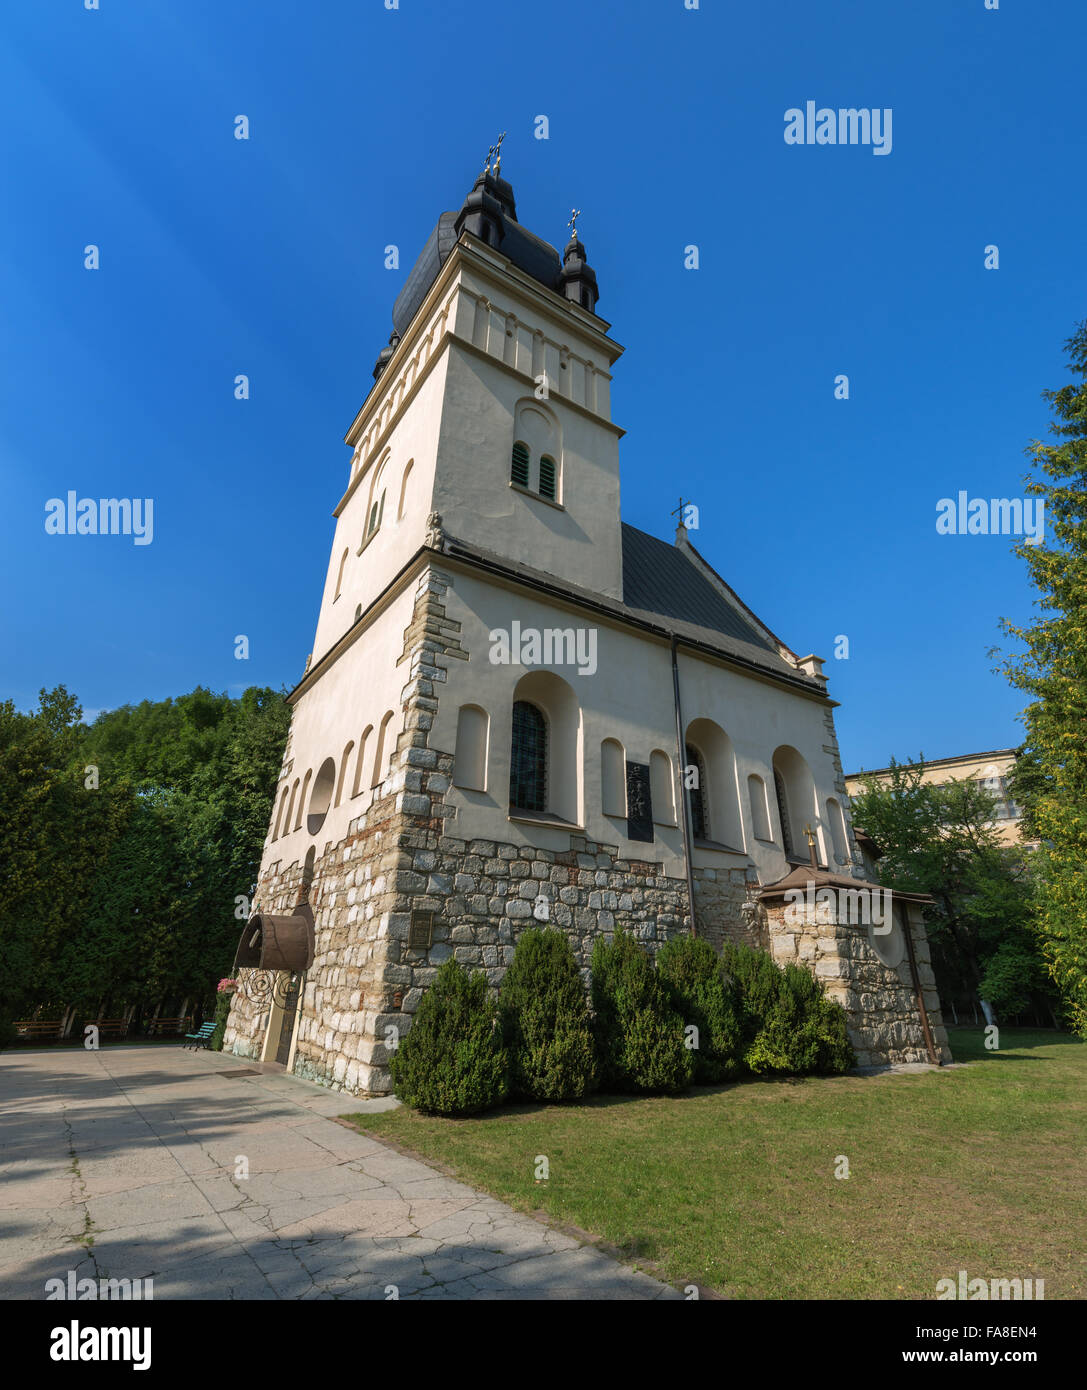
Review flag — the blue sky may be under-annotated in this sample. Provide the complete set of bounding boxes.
[2,0,1084,773]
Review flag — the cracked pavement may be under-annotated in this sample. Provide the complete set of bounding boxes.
[0,1045,679,1300]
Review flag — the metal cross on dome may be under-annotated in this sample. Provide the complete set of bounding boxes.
[568,208,582,239]
[484,131,507,176]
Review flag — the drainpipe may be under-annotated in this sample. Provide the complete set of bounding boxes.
[902,906,939,1065]
[670,635,698,938]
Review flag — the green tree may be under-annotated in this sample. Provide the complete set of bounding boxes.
[499,927,596,1101]
[390,959,509,1115]
[1000,319,1087,1035]
[590,931,694,1094]
[656,934,742,1083]
[719,943,854,1076]
[848,758,1043,1020]
[0,684,289,1028]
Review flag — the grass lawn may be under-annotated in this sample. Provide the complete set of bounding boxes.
[343,1028,1086,1299]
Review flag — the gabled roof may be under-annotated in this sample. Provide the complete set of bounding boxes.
[438,526,825,697]
[621,524,777,654]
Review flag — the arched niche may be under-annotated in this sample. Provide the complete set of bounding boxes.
[510,669,581,825]
[686,717,744,850]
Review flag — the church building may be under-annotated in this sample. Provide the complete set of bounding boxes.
[224,149,951,1092]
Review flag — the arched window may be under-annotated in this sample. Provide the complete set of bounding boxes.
[539,455,557,501]
[650,750,676,825]
[773,767,793,856]
[600,738,626,818]
[334,548,348,601]
[748,774,772,841]
[453,705,489,791]
[363,453,389,546]
[334,741,354,807]
[510,441,530,488]
[510,701,548,814]
[351,726,373,798]
[371,710,395,788]
[366,490,385,539]
[294,769,313,832]
[397,460,414,520]
[685,743,709,841]
[511,399,562,500]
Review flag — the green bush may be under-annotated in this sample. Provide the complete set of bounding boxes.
[657,934,743,1083]
[590,931,694,1094]
[500,927,596,1101]
[390,958,509,1115]
[719,942,854,1075]
[209,992,233,1052]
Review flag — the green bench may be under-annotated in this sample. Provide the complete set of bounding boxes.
[182,1021,217,1050]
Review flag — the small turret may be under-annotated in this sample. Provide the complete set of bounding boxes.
[557,209,599,314]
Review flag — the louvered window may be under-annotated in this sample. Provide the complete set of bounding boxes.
[539,455,557,500]
[511,441,530,487]
[510,701,547,814]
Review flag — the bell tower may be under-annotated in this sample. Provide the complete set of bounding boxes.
[309,150,627,665]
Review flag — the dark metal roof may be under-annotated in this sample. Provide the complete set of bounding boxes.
[621,524,775,653]
[392,212,460,340]
[391,205,563,341]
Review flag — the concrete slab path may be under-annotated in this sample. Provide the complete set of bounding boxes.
[0,1045,680,1300]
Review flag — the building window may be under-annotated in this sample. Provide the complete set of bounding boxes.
[774,767,794,856]
[539,455,557,501]
[367,490,385,539]
[510,700,547,814]
[685,743,708,841]
[511,441,530,488]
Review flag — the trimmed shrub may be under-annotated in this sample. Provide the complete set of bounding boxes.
[209,992,233,1052]
[590,931,694,1094]
[500,927,596,1101]
[390,958,509,1115]
[719,942,855,1075]
[657,934,743,1083]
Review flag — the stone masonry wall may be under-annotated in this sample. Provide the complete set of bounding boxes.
[763,898,952,1067]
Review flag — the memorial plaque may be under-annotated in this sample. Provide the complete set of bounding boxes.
[409,909,434,950]
[626,760,654,843]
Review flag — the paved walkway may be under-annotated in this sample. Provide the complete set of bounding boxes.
[0,1045,678,1300]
